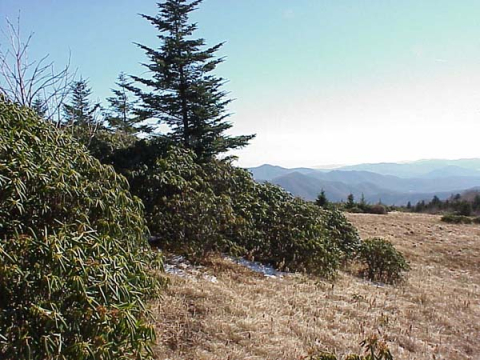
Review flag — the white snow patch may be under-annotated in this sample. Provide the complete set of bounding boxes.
[164,255,218,283]
[224,256,289,278]
[164,254,289,281]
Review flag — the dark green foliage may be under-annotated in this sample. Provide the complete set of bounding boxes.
[0,99,162,359]
[457,201,472,216]
[105,72,147,135]
[357,238,409,284]
[315,189,329,208]
[63,78,139,163]
[111,140,361,276]
[63,79,100,127]
[32,96,48,117]
[341,197,389,215]
[409,192,480,216]
[440,214,473,224]
[473,194,480,212]
[130,0,254,159]
[322,208,361,260]
[346,193,355,208]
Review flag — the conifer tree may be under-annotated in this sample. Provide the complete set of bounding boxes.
[130,0,254,159]
[346,193,355,208]
[63,79,101,146]
[32,97,48,118]
[63,79,100,126]
[105,72,146,135]
[315,189,329,208]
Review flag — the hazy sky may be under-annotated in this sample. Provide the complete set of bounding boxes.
[2,0,480,168]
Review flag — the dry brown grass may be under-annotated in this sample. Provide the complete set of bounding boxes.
[151,212,480,359]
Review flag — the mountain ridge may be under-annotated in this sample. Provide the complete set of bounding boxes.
[247,159,480,205]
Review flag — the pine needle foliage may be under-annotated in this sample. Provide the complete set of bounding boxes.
[130,0,255,159]
[105,72,147,135]
[0,98,162,359]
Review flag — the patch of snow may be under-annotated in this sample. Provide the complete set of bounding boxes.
[164,255,217,283]
[224,256,288,278]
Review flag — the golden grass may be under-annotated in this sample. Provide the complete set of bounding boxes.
[152,212,480,359]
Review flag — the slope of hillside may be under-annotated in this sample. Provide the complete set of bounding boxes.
[152,212,480,359]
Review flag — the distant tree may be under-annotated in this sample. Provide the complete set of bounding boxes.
[358,193,367,211]
[360,193,366,206]
[32,97,48,118]
[406,201,412,210]
[473,194,480,212]
[431,195,441,208]
[315,189,329,208]
[105,72,147,135]
[415,200,426,212]
[63,79,101,145]
[346,193,355,208]
[63,79,100,126]
[457,201,472,216]
[129,0,254,160]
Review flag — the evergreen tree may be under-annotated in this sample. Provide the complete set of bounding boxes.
[32,97,48,118]
[431,195,441,208]
[473,194,480,211]
[406,201,412,210]
[105,72,146,135]
[130,0,254,159]
[315,189,328,208]
[346,193,355,208]
[63,79,100,126]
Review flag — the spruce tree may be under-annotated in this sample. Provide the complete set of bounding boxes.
[130,0,254,159]
[346,193,355,208]
[105,72,146,135]
[63,79,100,126]
[315,189,328,208]
[32,97,48,118]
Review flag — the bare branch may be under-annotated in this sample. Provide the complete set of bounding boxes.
[0,15,75,124]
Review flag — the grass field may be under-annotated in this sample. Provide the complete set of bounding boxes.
[152,212,480,359]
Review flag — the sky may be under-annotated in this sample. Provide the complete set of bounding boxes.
[2,0,480,168]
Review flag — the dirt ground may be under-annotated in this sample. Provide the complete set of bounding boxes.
[152,212,480,359]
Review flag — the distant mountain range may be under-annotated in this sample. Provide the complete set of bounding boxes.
[248,159,480,205]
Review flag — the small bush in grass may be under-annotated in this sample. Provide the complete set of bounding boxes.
[473,217,480,224]
[441,214,473,224]
[0,99,162,359]
[306,334,393,359]
[368,204,388,215]
[357,238,409,284]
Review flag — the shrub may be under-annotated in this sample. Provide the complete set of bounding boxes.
[357,238,409,284]
[368,204,388,215]
[321,208,361,260]
[456,201,472,216]
[441,214,472,224]
[473,217,480,224]
[306,335,393,359]
[112,141,361,277]
[0,99,162,359]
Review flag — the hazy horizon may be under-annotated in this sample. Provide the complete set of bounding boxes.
[2,0,480,168]
[247,156,480,170]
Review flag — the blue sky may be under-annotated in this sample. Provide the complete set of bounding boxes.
[2,0,480,167]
